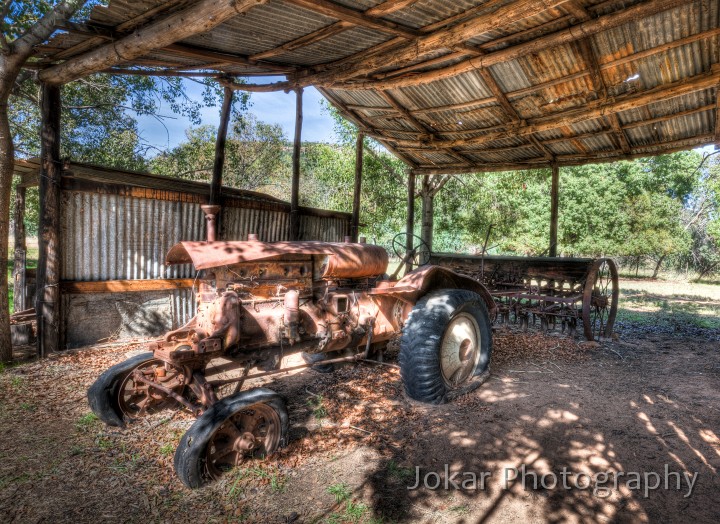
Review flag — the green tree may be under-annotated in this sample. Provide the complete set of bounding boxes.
[151,113,286,193]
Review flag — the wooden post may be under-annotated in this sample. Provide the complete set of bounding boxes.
[210,86,233,206]
[290,88,303,240]
[549,164,560,257]
[420,176,433,262]
[12,185,26,312]
[36,83,62,357]
[405,170,415,274]
[351,132,364,241]
[206,86,233,241]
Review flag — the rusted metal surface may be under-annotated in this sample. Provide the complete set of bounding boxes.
[107,238,494,419]
[165,239,389,279]
[429,253,618,341]
[373,264,496,317]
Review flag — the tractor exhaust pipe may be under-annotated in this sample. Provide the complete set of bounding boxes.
[201,205,221,242]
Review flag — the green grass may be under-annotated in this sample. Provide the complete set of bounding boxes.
[159,443,175,456]
[327,482,352,503]
[326,501,370,524]
[616,278,720,331]
[229,465,287,493]
[75,412,99,431]
[385,460,415,483]
[307,394,328,420]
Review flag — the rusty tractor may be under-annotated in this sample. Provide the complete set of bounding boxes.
[88,234,496,488]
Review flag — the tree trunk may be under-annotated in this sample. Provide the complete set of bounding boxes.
[651,254,666,279]
[0,55,21,363]
[12,185,27,313]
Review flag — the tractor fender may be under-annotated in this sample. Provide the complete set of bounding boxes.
[383,265,496,317]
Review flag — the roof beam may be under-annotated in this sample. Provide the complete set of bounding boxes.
[52,0,187,60]
[301,0,569,85]
[474,64,556,161]
[39,0,268,84]
[317,88,419,169]
[386,69,720,149]
[411,133,716,175]
[319,0,688,90]
[283,0,421,39]
[250,22,352,60]
[566,1,632,155]
[51,22,295,74]
[379,90,475,166]
[250,0,421,61]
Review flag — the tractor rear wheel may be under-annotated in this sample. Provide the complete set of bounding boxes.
[399,289,492,404]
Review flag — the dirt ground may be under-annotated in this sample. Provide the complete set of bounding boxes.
[1,279,720,523]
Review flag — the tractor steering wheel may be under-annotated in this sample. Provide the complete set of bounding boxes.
[392,233,431,269]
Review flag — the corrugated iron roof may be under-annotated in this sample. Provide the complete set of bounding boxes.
[31,0,720,174]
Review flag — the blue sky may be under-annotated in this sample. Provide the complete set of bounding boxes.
[136,78,338,153]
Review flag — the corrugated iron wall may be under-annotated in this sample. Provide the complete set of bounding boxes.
[61,192,205,281]
[61,191,350,281]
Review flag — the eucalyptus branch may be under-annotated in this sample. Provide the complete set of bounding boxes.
[12,0,86,59]
[363,143,405,186]
[0,1,14,52]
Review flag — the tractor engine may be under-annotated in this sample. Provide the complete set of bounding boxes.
[151,241,399,369]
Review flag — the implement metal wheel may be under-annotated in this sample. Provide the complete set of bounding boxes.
[581,258,619,341]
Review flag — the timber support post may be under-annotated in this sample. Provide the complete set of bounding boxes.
[36,83,62,357]
[351,132,364,241]
[210,86,233,206]
[12,184,26,312]
[205,86,233,241]
[290,87,303,240]
[420,176,433,263]
[405,170,415,274]
[549,164,560,257]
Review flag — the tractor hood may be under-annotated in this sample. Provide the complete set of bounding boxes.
[165,240,389,279]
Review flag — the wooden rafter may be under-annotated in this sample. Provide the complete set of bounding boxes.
[411,133,716,175]
[386,69,720,149]
[316,0,688,90]
[39,0,271,84]
[52,21,295,74]
[301,0,570,85]
[283,0,421,39]
[52,0,188,60]
[474,64,555,162]
[250,0,420,61]
[318,88,419,169]
[378,90,475,166]
[566,1,632,156]
[250,22,352,61]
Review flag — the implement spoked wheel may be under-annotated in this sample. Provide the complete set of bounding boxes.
[174,388,288,489]
[582,258,619,341]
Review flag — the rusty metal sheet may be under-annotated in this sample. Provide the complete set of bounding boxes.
[165,240,389,278]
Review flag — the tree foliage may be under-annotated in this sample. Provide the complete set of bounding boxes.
[150,113,283,192]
